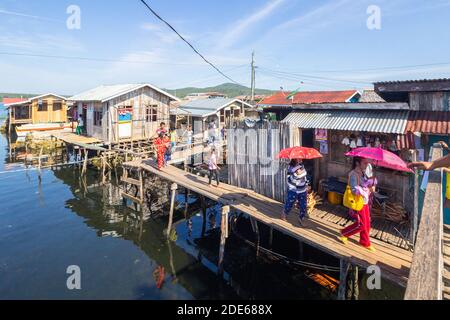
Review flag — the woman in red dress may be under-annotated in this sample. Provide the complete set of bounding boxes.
[154,132,170,170]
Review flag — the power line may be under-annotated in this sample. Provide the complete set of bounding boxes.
[258,71,355,90]
[139,0,243,86]
[260,67,374,85]
[0,51,241,67]
[262,61,450,74]
[259,68,372,87]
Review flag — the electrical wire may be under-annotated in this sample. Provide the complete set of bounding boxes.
[260,67,374,85]
[139,0,244,86]
[0,51,242,67]
[266,61,450,74]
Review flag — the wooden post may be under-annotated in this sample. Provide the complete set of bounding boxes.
[82,148,88,175]
[338,259,350,300]
[139,169,145,204]
[346,265,359,300]
[268,227,274,250]
[184,188,190,218]
[250,217,260,257]
[38,146,44,180]
[298,240,304,260]
[166,183,178,239]
[218,205,230,275]
[102,153,107,184]
[8,107,12,136]
[200,195,207,237]
[411,150,419,244]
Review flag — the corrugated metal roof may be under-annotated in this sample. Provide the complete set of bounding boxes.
[406,111,450,135]
[282,110,409,134]
[179,98,251,117]
[375,78,450,85]
[69,84,179,102]
[359,90,386,103]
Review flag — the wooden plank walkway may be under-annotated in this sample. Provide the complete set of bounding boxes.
[444,224,450,300]
[124,159,413,286]
[51,132,106,151]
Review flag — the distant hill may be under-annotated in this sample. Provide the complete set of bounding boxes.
[0,93,36,103]
[165,83,274,99]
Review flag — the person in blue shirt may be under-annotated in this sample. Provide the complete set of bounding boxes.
[281,159,309,226]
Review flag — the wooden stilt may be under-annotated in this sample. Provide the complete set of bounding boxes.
[298,240,304,260]
[166,183,178,239]
[184,188,190,218]
[269,227,274,250]
[200,195,207,237]
[250,218,260,257]
[102,153,106,184]
[82,148,88,175]
[338,259,350,300]
[139,169,145,205]
[38,146,44,180]
[218,205,230,275]
[346,265,359,300]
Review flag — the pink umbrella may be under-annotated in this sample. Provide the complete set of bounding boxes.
[345,147,413,173]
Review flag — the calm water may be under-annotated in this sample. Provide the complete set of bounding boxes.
[0,133,403,300]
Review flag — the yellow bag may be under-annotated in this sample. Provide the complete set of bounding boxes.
[343,175,364,212]
[446,172,450,200]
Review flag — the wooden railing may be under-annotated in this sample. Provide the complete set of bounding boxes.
[405,144,444,300]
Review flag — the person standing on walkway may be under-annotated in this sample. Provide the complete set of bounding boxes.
[76,115,84,135]
[281,159,309,226]
[339,157,376,252]
[208,147,220,187]
[170,128,178,153]
[154,132,170,170]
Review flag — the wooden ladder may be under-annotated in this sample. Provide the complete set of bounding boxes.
[121,164,145,207]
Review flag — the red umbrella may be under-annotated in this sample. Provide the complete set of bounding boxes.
[345,147,413,173]
[277,146,323,160]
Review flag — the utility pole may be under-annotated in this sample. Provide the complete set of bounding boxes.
[250,51,256,104]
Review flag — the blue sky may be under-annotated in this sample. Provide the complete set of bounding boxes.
[1,0,450,95]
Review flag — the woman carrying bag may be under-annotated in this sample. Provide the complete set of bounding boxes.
[339,157,376,253]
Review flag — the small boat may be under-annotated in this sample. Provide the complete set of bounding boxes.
[15,123,75,138]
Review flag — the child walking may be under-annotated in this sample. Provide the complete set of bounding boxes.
[281,160,309,226]
[208,147,220,187]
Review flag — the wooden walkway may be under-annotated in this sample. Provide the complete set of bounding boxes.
[51,132,106,151]
[124,159,413,286]
[444,224,450,300]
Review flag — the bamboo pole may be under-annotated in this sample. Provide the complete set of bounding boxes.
[338,259,350,300]
[218,205,230,275]
[82,148,88,175]
[166,183,178,239]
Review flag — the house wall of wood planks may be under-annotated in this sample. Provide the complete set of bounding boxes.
[79,87,171,144]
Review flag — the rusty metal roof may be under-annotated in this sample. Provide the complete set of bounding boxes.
[282,110,409,134]
[406,111,450,135]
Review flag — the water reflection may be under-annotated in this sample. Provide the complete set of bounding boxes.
[0,134,404,300]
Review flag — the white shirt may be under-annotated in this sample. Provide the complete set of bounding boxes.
[208,153,218,170]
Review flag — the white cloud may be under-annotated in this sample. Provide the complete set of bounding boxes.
[0,8,62,23]
[218,0,286,49]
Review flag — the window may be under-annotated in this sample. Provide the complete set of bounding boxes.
[94,110,103,126]
[146,105,158,122]
[53,102,62,111]
[38,101,48,112]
